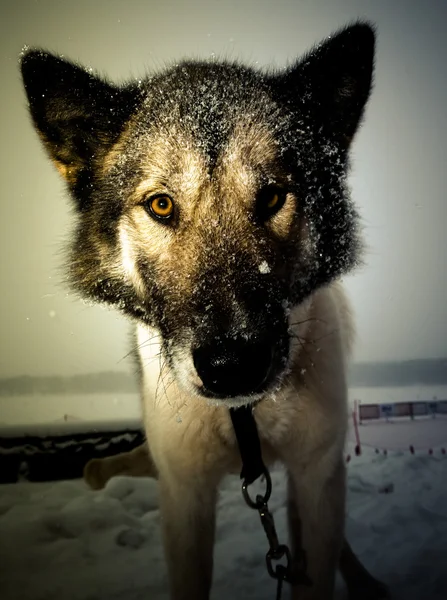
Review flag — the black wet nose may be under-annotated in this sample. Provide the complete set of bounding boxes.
[192,337,273,398]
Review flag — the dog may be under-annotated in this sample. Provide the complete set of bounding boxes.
[21,22,387,600]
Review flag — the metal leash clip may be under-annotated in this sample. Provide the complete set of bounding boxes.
[230,405,311,599]
[241,468,311,599]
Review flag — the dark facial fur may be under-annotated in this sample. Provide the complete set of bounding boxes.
[21,23,375,400]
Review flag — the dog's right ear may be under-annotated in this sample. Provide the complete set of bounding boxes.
[20,50,139,187]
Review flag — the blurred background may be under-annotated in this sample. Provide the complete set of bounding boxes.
[1,0,446,430]
[1,6,446,596]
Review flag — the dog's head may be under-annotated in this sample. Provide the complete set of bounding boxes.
[21,23,374,405]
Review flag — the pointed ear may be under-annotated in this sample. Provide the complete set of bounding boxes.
[281,23,375,145]
[20,50,139,184]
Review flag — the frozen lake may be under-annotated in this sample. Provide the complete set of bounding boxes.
[1,386,447,437]
[349,385,447,405]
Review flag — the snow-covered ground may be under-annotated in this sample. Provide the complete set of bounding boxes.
[1,388,446,598]
[0,443,446,600]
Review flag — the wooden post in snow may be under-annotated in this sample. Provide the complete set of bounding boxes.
[353,399,362,456]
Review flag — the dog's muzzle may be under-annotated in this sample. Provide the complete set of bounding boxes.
[192,335,281,399]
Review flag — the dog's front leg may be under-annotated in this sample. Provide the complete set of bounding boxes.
[286,454,346,600]
[159,470,218,600]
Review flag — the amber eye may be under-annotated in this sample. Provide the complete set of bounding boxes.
[257,187,286,220]
[146,194,174,221]
[266,192,280,209]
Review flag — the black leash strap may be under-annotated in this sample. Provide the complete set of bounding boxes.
[229,405,312,599]
[229,404,266,485]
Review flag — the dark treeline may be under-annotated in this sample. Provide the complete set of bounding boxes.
[0,359,446,395]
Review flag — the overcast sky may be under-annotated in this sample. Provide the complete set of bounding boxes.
[1,0,446,378]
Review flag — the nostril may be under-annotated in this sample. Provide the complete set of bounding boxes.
[192,338,273,398]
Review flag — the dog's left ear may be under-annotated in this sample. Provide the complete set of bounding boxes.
[20,50,140,185]
[280,22,375,146]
